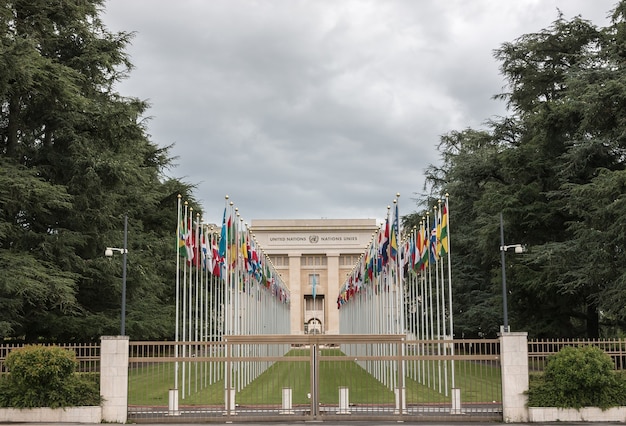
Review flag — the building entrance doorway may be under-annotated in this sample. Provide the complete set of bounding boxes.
[306,318,322,334]
[304,295,324,334]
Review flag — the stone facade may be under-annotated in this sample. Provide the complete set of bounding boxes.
[250,218,379,335]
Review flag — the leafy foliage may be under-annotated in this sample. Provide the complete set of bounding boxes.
[527,346,626,409]
[0,1,199,341]
[0,345,101,408]
[417,2,626,337]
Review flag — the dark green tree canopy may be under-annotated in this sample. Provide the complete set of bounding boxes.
[4,0,626,341]
[0,0,198,341]
[419,3,626,338]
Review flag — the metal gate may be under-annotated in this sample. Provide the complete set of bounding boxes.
[128,335,501,422]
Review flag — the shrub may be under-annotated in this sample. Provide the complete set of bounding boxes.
[0,345,101,408]
[527,345,626,409]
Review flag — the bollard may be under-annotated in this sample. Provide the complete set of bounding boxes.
[394,387,406,414]
[338,387,350,414]
[167,389,180,416]
[451,388,462,414]
[280,387,294,414]
[223,388,236,415]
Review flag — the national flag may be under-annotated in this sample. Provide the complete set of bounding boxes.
[200,227,208,269]
[430,216,438,263]
[435,206,442,257]
[419,223,429,270]
[227,212,237,265]
[241,230,249,270]
[248,238,260,275]
[402,238,411,268]
[206,233,215,272]
[379,218,389,266]
[264,264,273,288]
[439,201,449,257]
[409,232,417,270]
[218,207,227,259]
[389,229,397,261]
[212,240,222,277]
[178,218,187,258]
[184,217,195,264]
[365,244,375,283]
[390,203,399,261]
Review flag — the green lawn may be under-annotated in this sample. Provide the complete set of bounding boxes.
[405,359,502,403]
[129,349,502,406]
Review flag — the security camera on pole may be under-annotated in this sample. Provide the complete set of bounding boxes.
[105,214,128,336]
[499,212,526,333]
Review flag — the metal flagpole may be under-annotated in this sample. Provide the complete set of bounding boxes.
[194,213,200,393]
[394,195,406,401]
[433,205,443,393]
[175,195,181,393]
[181,202,188,399]
[445,194,455,389]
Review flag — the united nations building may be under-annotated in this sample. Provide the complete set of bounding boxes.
[250,218,379,335]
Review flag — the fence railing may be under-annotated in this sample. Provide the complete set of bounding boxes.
[528,338,626,371]
[10,336,626,422]
[0,342,100,376]
[127,335,502,422]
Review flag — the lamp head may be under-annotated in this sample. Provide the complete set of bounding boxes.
[105,248,113,257]
[514,245,525,254]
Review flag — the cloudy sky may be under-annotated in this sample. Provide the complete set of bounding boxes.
[102,0,616,225]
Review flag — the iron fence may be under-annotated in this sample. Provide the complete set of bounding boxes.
[3,337,626,422]
[128,335,502,422]
[0,342,100,384]
[528,338,626,371]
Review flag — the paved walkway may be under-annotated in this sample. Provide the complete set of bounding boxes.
[22,423,621,426]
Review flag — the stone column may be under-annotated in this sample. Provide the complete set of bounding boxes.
[288,253,302,334]
[500,330,529,423]
[100,336,129,423]
[326,252,340,334]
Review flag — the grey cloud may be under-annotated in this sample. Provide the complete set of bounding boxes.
[103,0,615,225]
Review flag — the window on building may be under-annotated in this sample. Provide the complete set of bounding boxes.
[309,273,320,287]
[340,255,359,266]
[303,255,327,266]
[304,294,324,313]
[269,256,288,267]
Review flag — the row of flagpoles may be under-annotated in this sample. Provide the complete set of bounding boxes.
[337,194,454,395]
[175,195,291,397]
[337,195,451,334]
[174,192,453,398]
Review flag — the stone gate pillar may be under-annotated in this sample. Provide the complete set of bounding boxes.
[499,330,529,423]
[100,336,129,423]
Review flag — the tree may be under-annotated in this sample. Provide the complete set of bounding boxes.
[0,159,77,337]
[419,3,626,337]
[419,128,511,338]
[495,10,626,337]
[0,0,197,340]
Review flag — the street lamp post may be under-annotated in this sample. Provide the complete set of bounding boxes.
[105,214,128,336]
[499,212,525,333]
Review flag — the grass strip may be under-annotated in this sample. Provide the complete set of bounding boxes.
[129,349,501,406]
